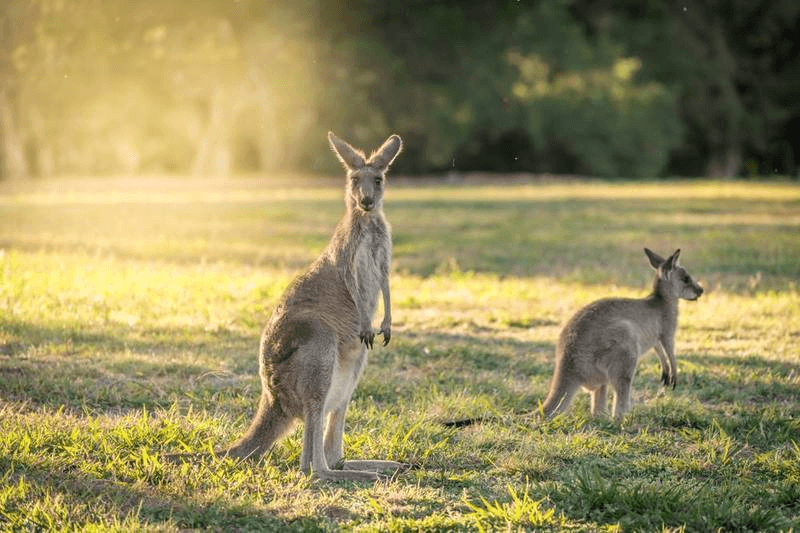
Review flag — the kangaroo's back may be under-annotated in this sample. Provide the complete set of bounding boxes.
[260,260,359,367]
[557,297,663,361]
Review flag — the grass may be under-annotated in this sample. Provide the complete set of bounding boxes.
[1,175,799,531]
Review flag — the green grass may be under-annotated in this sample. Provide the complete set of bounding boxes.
[1,176,799,531]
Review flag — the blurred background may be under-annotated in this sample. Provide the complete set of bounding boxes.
[1,0,798,181]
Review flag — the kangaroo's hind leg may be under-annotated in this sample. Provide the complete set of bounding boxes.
[324,404,347,469]
[323,403,401,476]
[304,399,379,481]
[292,327,364,480]
[323,343,365,469]
[298,328,396,481]
[323,349,402,476]
[322,403,401,476]
[609,347,638,420]
[590,384,608,417]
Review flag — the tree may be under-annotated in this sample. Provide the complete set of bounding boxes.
[0,0,39,180]
[570,0,800,177]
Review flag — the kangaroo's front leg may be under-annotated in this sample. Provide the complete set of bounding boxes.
[355,286,375,349]
[357,292,374,348]
[656,339,677,388]
[378,275,391,346]
[654,342,671,388]
[341,262,375,349]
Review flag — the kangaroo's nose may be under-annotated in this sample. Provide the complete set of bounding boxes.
[693,286,704,299]
[360,198,374,210]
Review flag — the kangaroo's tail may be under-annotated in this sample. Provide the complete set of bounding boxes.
[541,361,580,419]
[216,391,295,460]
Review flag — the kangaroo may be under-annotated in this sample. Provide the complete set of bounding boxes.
[217,132,403,481]
[541,248,703,420]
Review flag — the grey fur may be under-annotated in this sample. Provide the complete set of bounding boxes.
[541,248,703,420]
[219,132,403,481]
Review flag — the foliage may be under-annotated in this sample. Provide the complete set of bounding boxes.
[464,483,563,531]
[505,3,682,177]
[1,177,799,530]
[570,0,800,177]
[1,1,798,179]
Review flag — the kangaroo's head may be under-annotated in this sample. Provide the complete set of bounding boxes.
[328,132,403,214]
[645,248,704,301]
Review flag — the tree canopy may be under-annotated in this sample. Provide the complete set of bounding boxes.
[1,0,798,179]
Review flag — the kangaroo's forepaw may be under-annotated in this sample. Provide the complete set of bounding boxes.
[379,326,391,346]
[360,329,374,349]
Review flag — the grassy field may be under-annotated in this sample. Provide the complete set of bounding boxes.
[1,176,799,531]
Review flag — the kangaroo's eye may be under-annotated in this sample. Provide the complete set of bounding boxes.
[374,177,382,186]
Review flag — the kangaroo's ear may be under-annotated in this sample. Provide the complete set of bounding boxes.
[328,132,366,171]
[644,248,665,270]
[664,249,681,271]
[367,134,402,172]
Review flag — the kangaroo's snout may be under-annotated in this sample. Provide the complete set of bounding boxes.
[360,197,375,210]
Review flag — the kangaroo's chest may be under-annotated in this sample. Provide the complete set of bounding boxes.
[352,225,389,309]
[354,239,380,289]
[620,319,660,355]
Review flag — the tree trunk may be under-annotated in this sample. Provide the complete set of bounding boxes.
[706,146,741,179]
[192,87,232,177]
[0,89,29,181]
[28,104,54,178]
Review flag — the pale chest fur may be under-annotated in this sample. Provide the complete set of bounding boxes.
[350,217,391,319]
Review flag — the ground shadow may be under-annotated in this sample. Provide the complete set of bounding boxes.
[685,351,800,411]
[0,316,259,413]
[0,453,318,530]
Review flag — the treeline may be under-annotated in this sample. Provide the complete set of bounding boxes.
[1,0,798,180]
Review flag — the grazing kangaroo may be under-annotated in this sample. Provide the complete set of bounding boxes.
[218,132,403,481]
[541,248,703,420]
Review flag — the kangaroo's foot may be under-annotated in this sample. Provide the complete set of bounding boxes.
[340,459,403,473]
[310,460,405,482]
[313,467,381,482]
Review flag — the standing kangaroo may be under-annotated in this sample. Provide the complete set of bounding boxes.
[541,248,703,420]
[219,132,403,481]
